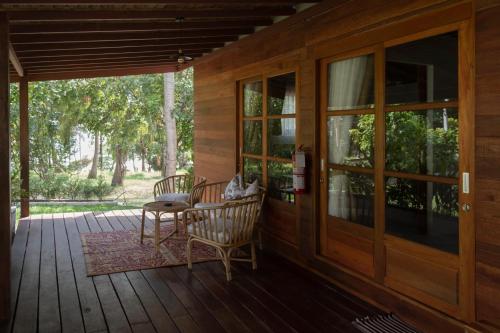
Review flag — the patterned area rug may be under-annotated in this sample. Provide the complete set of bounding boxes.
[81,223,217,276]
[352,314,420,333]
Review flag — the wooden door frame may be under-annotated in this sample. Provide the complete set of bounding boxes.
[315,19,475,322]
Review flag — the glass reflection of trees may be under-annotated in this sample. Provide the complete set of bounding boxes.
[268,161,294,203]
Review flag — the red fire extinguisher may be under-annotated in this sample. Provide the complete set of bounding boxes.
[292,146,306,195]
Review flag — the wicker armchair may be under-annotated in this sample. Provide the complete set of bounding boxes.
[195,181,266,249]
[183,200,261,281]
[153,174,206,200]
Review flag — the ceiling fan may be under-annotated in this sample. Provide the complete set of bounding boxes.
[170,17,193,66]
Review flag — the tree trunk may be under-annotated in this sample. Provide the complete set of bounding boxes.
[88,131,99,179]
[163,72,177,178]
[99,135,103,170]
[141,142,146,172]
[111,145,126,186]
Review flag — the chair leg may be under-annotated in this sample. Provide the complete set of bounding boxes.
[187,238,193,270]
[221,248,232,282]
[140,209,145,244]
[154,214,160,254]
[251,241,257,270]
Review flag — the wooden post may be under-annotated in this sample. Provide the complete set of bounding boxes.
[0,12,10,322]
[19,78,29,218]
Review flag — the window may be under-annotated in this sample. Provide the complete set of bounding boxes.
[321,31,460,254]
[384,32,459,253]
[240,72,296,203]
[326,54,375,228]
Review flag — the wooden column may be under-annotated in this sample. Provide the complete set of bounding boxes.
[19,78,29,218]
[0,12,10,322]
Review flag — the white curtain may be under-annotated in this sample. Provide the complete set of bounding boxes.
[281,83,295,137]
[328,56,372,220]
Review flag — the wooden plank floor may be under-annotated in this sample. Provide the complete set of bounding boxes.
[2,210,382,333]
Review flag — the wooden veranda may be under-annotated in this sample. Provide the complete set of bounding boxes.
[2,210,381,333]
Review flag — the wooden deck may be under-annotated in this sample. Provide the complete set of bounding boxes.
[2,209,382,333]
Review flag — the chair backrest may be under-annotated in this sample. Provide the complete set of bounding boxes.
[184,200,260,245]
[232,186,266,222]
[188,179,207,207]
[154,174,207,198]
[200,181,229,203]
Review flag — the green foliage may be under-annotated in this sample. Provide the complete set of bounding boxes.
[29,172,113,201]
[9,68,195,200]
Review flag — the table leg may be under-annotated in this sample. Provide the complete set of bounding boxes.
[140,209,145,244]
[174,212,179,234]
[155,213,160,254]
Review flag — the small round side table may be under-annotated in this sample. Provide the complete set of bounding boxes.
[140,201,189,253]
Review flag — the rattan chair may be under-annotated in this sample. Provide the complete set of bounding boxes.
[153,174,206,200]
[195,181,266,249]
[183,199,261,281]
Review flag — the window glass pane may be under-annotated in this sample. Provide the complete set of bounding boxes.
[328,114,374,168]
[328,169,374,227]
[268,73,295,115]
[386,108,458,177]
[327,54,375,111]
[385,177,458,254]
[268,161,294,203]
[243,120,262,155]
[268,118,295,159]
[385,32,458,105]
[243,158,263,184]
[243,81,263,116]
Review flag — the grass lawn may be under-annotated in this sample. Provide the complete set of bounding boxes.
[19,203,141,219]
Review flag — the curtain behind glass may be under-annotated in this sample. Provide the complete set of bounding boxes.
[328,55,373,220]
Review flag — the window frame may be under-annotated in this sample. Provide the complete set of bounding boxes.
[238,69,298,203]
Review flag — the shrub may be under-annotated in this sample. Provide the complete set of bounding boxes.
[94,176,113,201]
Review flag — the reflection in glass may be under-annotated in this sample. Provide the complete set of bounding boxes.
[268,73,296,115]
[328,169,374,227]
[243,158,263,184]
[268,118,295,159]
[386,32,458,105]
[385,177,458,253]
[328,115,374,168]
[268,161,294,203]
[386,109,458,177]
[243,81,263,116]
[243,120,262,155]
[327,54,375,111]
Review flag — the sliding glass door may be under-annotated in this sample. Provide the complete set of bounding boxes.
[319,27,473,318]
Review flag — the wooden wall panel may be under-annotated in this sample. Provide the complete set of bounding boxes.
[193,0,486,331]
[475,4,500,329]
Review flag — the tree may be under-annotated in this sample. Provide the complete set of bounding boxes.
[163,72,177,177]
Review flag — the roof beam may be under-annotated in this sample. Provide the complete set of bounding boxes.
[23,54,202,68]
[8,43,23,77]
[13,36,236,51]
[1,0,314,3]
[18,47,214,60]
[26,64,178,82]
[10,28,252,44]
[26,60,182,73]
[10,19,273,34]
[8,8,295,21]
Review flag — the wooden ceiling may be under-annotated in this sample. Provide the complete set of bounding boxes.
[1,1,321,81]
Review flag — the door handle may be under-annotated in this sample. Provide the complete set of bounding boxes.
[462,203,471,212]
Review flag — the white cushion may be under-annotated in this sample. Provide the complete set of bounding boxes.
[224,173,245,200]
[188,217,235,243]
[245,179,259,196]
[194,202,224,209]
[156,192,190,202]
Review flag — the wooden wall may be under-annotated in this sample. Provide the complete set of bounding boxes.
[193,0,500,331]
[475,3,500,330]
